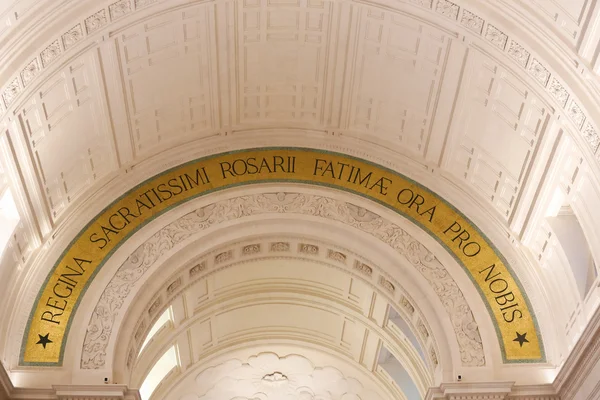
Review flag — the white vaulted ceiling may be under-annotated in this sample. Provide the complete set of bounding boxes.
[1,0,600,399]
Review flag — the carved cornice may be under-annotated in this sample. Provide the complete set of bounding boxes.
[426,382,559,400]
[2,362,141,400]
[53,385,140,400]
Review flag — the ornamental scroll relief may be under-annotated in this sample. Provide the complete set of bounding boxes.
[81,192,485,368]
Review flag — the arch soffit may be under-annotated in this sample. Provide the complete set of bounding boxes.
[70,193,478,374]
[104,231,453,381]
[120,257,435,397]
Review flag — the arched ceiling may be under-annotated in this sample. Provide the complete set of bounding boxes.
[1,0,600,399]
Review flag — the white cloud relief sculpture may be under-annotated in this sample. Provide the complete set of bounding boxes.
[179,352,381,400]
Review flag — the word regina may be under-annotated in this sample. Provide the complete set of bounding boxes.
[21,148,544,365]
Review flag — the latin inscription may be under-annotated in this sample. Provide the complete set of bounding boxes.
[23,148,543,365]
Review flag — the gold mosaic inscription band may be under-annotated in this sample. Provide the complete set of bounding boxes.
[21,148,543,365]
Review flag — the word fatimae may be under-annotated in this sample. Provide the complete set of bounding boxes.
[40,155,519,330]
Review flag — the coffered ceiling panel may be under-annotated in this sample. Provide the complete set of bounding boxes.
[117,5,216,158]
[16,50,117,221]
[235,0,332,126]
[527,0,589,44]
[344,7,449,155]
[444,48,551,221]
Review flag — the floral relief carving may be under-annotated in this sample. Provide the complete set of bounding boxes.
[190,261,206,277]
[507,40,530,68]
[81,193,485,369]
[528,59,550,87]
[215,250,233,264]
[109,0,132,20]
[61,24,84,50]
[429,346,438,366]
[40,40,61,67]
[134,321,147,341]
[417,319,429,338]
[436,0,459,20]
[135,0,158,8]
[85,10,107,34]
[167,277,182,295]
[299,243,319,255]
[410,0,433,8]
[583,122,600,153]
[485,25,508,50]
[2,78,20,107]
[327,249,346,263]
[20,59,40,86]
[353,261,373,277]
[568,100,586,129]
[270,242,290,252]
[460,10,483,34]
[400,296,415,315]
[378,276,395,294]
[242,244,261,255]
[148,297,162,316]
[549,78,569,107]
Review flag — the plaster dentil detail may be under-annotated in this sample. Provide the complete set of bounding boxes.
[81,193,484,369]
[179,352,383,400]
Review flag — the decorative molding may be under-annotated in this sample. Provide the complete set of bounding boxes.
[400,296,415,316]
[378,276,395,294]
[1,79,20,108]
[548,78,569,107]
[270,242,290,252]
[583,122,600,153]
[61,24,84,50]
[528,59,550,87]
[242,244,261,255]
[354,261,373,277]
[567,100,586,129]
[460,10,483,34]
[507,40,530,68]
[0,368,140,400]
[425,382,559,400]
[485,24,508,50]
[327,249,347,264]
[20,59,40,86]
[54,385,141,400]
[85,10,108,34]
[109,0,132,20]
[436,0,459,20]
[299,243,319,255]
[81,193,483,369]
[40,40,61,68]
